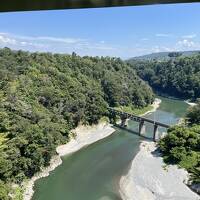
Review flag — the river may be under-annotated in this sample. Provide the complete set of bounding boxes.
[32,96,189,200]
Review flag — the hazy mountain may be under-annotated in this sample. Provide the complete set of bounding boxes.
[129,50,200,61]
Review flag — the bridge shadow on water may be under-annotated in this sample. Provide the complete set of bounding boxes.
[113,124,164,159]
[113,124,154,141]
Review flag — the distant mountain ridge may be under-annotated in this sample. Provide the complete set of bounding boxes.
[130,50,200,61]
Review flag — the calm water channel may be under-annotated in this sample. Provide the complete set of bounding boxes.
[32,96,189,200]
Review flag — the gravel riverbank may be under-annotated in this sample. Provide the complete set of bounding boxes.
[185,100,197,107]
[119,98,199,200]
[119,141,199,200]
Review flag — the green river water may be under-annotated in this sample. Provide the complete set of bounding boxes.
[32,96,189,200]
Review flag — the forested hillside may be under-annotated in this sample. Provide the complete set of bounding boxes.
[0,48,154,199]
[128,54,200,100]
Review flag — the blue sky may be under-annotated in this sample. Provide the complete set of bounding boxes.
[0,3,200,58]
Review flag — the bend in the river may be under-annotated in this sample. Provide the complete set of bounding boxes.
[32,96,189,200]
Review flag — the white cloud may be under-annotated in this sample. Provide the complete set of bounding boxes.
[177,39,195,48]
[141,38,149,41]
[148,39,199,55]
[8,34,85,44]
[0,32,199,58]
[155,33,172,37]
[0,35,16,45]
[0,32,118,56]
[150,45,174,53]
[34,36,83,44]
[182,34,197,39]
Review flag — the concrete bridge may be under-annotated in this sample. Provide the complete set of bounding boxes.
[108,107,170,141]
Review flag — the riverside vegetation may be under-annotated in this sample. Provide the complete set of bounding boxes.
[158,100,200,193]
[0,48,154,199]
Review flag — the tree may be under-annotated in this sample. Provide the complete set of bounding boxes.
[0,181,11,200]
[168,52,182,58]
[186,99,200,125]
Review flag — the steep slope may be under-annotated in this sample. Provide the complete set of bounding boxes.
[0,48,154,198]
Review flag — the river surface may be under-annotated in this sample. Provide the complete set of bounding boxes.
[32,96,189,200]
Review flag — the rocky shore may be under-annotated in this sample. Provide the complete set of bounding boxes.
[23,156,62,200]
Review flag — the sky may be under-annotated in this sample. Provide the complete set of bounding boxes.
[0,3,200,58]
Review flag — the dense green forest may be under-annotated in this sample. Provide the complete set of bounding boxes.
[0,48,154,199]
[159,101,200,191]
[128,54,200,100]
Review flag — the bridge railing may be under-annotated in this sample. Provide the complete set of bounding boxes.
[108,107,170,128]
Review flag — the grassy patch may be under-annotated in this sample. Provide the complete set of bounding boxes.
[13,186,24,200]
[99,116,109,123]
[114,105,154,116]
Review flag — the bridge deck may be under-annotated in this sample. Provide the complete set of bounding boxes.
[108,107,170,128]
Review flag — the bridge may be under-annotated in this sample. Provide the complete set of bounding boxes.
[108,107,170,141]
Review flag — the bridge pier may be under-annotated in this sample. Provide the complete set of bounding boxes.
[120,115,127,127]
[153,124,158,142]
[139,120,145,136]
[108,108,170,142]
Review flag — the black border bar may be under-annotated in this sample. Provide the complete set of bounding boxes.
[0,0,200,12]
